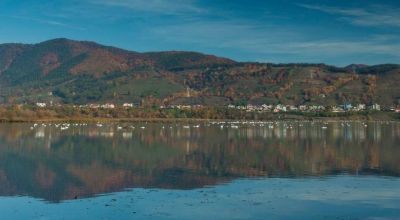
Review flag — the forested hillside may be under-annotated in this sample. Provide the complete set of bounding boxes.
[0,38,399,106]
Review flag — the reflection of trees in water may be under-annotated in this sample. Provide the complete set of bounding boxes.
[0,122,398,202]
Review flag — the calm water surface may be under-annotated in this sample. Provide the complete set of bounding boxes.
[0,121,399,219]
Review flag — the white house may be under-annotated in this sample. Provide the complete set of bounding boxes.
[262,104,273,111]
[101,103,115,109]
[299,105,307,111]
[331,106,345,113]
[288,105,298,111]
[89,104,100,109]
[369,104,381,111]
[122,103,134,108]
[36,103,47,108]
[274,104,287,112]
[355,104,366,111]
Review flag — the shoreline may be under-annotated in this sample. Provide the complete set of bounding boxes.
[1,116,399,123]
[1,105,398,123]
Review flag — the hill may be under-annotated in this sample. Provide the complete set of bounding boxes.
[0,38,399,106]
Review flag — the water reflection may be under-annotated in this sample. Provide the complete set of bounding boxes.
[0,121,399,202]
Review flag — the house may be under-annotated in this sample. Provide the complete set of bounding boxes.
[369,104,381,111]
[246,104,255,112]
[316,105,326,111]
[310,105,318,111]
[172,105,191,110]
[36,103,47,108]
[308,105,324,112]
[261,104,273,111]
[343,103,352,111]
[355,104,366,111]
[192,105,203,109]
[123,103,134,108]
[89,104,100,109]
[299,105,307,111]
[288,105,298,111]
[274,104,287,112]
[331,106,344,113]
[101,103,115,109]
[233,105,244,110]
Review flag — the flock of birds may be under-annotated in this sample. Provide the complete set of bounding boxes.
[30,123,87,131]
[28,120,391,132]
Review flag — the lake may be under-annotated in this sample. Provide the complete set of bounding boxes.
[0,121,399,219]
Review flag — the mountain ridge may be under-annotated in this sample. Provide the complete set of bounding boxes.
[0,38,399,106]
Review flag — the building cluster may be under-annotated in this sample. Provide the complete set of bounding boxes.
[34,102,400,113]
[35,102,135,109]
[161,105,204,110]
[227,103,398,113]
[228,104,326,113]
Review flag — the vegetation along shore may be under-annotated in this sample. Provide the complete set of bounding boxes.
[0,104,399,122]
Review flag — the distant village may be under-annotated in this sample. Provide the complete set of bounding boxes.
[226,103,397,113]
[34,101,400,113]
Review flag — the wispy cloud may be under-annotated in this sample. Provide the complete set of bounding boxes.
[297,3,400,27]
[89,0,204,14]
[148,19,400,62]
[149,20,295,49]
[3,0,396,65]
[4,15,86,31]
[283,40,400,56]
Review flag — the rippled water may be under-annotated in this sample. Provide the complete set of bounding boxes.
[0,121,399,219]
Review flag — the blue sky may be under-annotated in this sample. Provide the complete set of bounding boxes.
[0,0,399,66]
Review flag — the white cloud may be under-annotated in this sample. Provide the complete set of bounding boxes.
[12,0,397,65]
[4,15,86,31]
[297,4,400,27]
[148,20,400,58]
[283,40,400,56]
[90,0,204,14]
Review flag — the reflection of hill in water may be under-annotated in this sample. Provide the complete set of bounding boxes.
[0,122,398,202]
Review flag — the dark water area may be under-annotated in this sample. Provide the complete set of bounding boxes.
[0,121,399,219]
